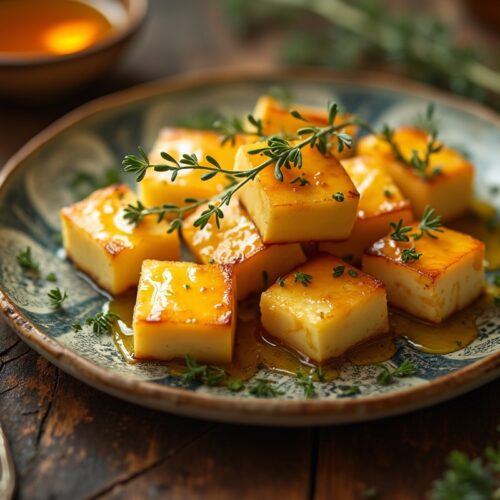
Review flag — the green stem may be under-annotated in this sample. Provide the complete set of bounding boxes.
[268,0,500,95]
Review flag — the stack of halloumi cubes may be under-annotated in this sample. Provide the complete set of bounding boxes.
[61,95,485,365]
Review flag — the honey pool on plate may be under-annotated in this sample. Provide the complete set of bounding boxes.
[0,0,118,57]
[108,209,500,383]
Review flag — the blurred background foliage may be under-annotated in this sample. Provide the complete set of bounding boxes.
[220,0,500,109]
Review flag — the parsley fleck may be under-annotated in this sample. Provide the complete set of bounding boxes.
[249,378,284,398]
[181,355,226,386]
[296,371,316,399]
[290,175,310,186]
[45,272,57,282]
[376,359,416,385]
[16,246,39,274]
[72,323,82,332]
[227,378,245,392]
[183,283,191,290]
[333,192,345,202]
[85,311,120,335]
[401,247,422,263]
[294,272,313,287]
[384,189,394,198]
[48,288,68,309]
[332,265,345,278]
[262,270,269,289]
[348,269,358,278]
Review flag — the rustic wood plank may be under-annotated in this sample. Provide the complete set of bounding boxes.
[314,378,500,499]
[97,425,314,500]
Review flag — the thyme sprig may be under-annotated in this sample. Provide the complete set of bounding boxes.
[413,206,444,240]
[296,371,316,399]
[214,113,264,145]
[401,247,422,264]
[377,359,416,386]
[181,355,226,386]
[123,103,355,232]
[16,246,39,274]
[249,378,284,398]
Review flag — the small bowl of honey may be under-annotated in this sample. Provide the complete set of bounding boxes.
[0,0,148,99]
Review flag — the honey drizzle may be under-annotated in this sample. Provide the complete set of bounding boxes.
[109,290,496,381]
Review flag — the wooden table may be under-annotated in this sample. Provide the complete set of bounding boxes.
[1,1,499,498]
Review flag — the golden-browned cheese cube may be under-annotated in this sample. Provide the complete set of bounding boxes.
[234,141,360,243]
[253,95,357,159]
[183,198,306,300]
[319,156,413,263]
[362,225,485,323]
[60,185,180,295]
[357,126,474,221]
[260,255,389,362]
[133,260,236,363]
[139,128,251,210]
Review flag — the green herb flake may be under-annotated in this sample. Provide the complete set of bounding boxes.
[348,269,358,278]
[333,192,345,202]
[294,272,313,287]
[16,246,39,274]
[332,265,345,278]
[376,359,416,386]
[296,371,316,399]
[227,378,245,392]
[276,276,286,287]
[85,311,120,335]
[45,272,57,282]
[48,288,68,309]
[249,378,284,398]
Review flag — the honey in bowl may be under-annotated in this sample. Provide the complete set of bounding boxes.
[0,0,116,57]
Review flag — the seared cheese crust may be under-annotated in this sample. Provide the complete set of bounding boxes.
[60,184,180,295]
[139,127,253,210]
[253,95,357,159]
[358,126,474,221]
[260,254,389,362]
[235,141,360,243]
[183,199,306,299]
[133,260,236,363]
[320,156,413,262]
[362,225,485,323]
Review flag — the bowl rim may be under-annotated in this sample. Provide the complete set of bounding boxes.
[0,0,148,67]
[0,67,499,426]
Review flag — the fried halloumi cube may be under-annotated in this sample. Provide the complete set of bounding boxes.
[234,141,360,243]
[357,126,474,221]
[182,199,306,300]
[362,225,485,323]
[138,128,251,210]
[133,260,236,363]
[60,185,180,295]
[260,255,389,362]
[319,156,413,263]
[253,95,357,159]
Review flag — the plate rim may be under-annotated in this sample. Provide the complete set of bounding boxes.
[1,67,499,426]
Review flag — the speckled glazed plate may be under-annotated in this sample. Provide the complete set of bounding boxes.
[1,69,499,426]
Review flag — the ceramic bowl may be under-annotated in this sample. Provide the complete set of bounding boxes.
[0,0,148,100]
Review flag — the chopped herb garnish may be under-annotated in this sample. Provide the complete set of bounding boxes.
[183,283,191,290]
[390,219,413,242]
[384,189,394,198]
[45,272,57,282]
[348,269,358,278]
[208,258,215,264]
[249,378,284,398]
[262,270,269,289]
[337,385,361,397]
[181,355,226,386]
[332,265,345,278]
[16,246,39,274]
[85,311,120,335]
[401,247,422,263]
[72,323,82,332]
[314,366,325,382]
[413,206,444,240]
[333,192,345,202]
[290,175,310,186]
[227,378,245,392]
[276,276,286,287]
[294,272,313,287]
[48,288,68,309]
[376,359,416,385]
[296,371,316,399]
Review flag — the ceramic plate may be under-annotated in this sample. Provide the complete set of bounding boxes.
[1,69,499,426]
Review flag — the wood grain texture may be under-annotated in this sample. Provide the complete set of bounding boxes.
[0,0,499,498]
